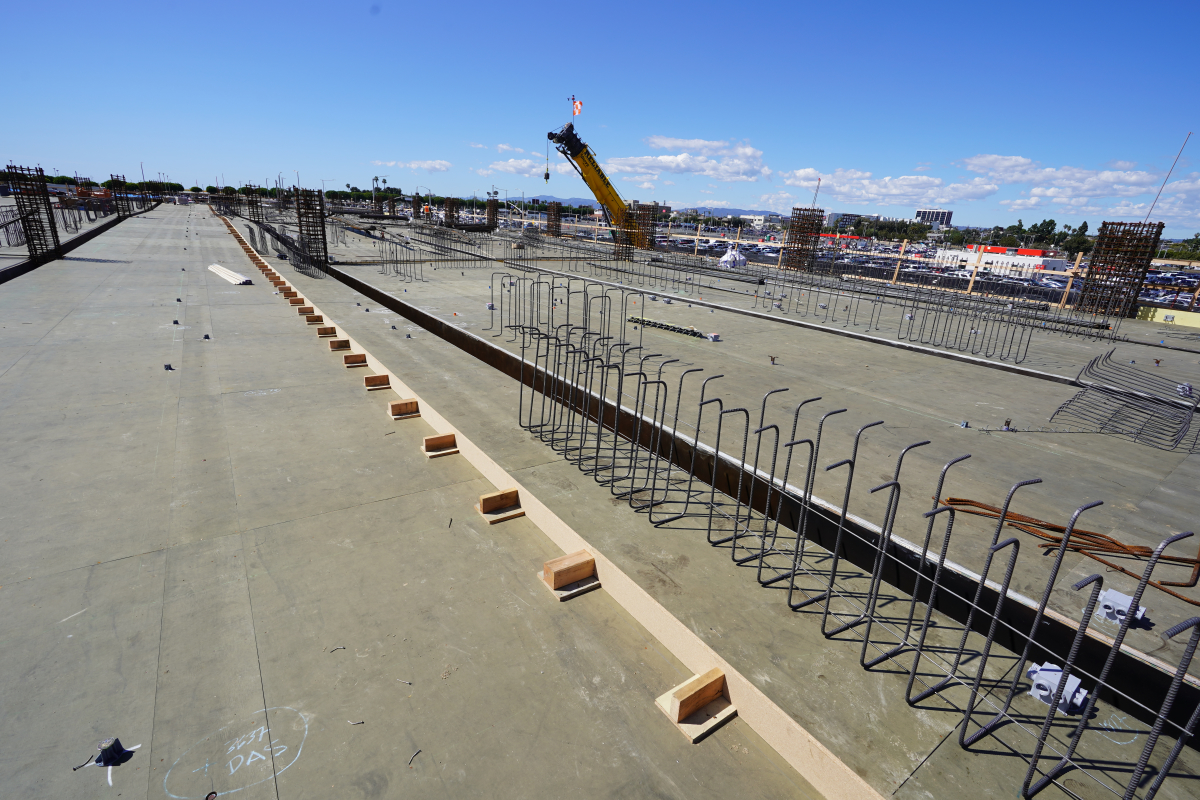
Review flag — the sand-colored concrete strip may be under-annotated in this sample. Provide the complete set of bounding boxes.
[218,217,881,800]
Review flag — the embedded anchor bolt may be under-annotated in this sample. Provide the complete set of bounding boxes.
[1027,662,1087,713]
[1098,589,1146,625]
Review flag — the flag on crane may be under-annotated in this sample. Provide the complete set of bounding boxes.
[572,95,582,116]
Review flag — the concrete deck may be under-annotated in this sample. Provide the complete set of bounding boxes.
[257,223,1200,798]
[0,206,814,800]
[318,235,1200,666]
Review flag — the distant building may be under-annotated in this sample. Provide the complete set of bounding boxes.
[916,208,953,228]
[940,247,1066,272]
[630,200,671,218]
[739,213,783,227]
[828,213,861,231]
[826,212,879,229]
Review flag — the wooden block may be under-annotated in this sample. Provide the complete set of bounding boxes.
[271,279,286,286]
[282,291,298,299]
[477,487,524,524]
[538,571,600,601]
[343,353,368,368]
[364,373,390,390]
[480,488,519,514]
[389,399,420,420]
[298,306,314,315]
[305,314,323,324]
[421,432,459,458]
[316,326,337,337]
[655,669,736,743]
[668,668,725,723]
[288,297,305,305]
[542,550,595,590]
[329,339,351,351]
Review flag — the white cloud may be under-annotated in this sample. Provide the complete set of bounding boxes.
[487,159,573,178]
[1104,197,1200,226]
[698,189,714,194]
[606,138,770,183]
[646,136,729,156]
[1000,197,1044,211]
[962,154,1161,202]
[474,168,494,176]
[469,143,487,149]
[636,182,655,190]
[372,159,452,172]
[1166,172,1200,193]
[757,190,795,212]
[778,167,997,206]
[497,144,524,154]
[662,180,675,186]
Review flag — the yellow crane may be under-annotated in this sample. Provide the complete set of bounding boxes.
[547,122,652,249]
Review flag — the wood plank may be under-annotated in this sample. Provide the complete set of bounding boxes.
[390,399,420,419]
[479,488,519,514]
[542,550,595,590]
[669,668,725,723]
[423,433,456,451]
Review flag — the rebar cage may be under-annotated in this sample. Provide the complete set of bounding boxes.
[6,164,60,262]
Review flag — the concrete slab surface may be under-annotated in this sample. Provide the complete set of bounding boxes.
[0,206,816,800]
[266,219,1200,798]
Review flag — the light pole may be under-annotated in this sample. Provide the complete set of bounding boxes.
[492,185,508,226]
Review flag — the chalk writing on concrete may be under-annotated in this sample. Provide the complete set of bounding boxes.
[163,706,307,798]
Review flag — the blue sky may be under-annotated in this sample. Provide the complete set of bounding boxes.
[8,1,1198,235]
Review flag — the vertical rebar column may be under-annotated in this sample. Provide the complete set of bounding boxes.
[781,207,823,272]
[445,198,459,228]
[1075,220,1165,319]
[636,204,655,251]
[412,194,422,221]
[388,196,396,217]
[547,201,562,237]
[245,185,264,223]
[295,187,329,271]
[486,198,499,231]
[110,174,133,219]
[6,164,61,263]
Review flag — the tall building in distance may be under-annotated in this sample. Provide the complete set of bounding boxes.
[915,208,953,227]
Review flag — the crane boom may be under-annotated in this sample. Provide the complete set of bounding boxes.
[548,122,652,249]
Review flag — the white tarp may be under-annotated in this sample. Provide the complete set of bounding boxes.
[719,246,747,269]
